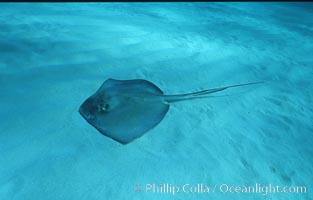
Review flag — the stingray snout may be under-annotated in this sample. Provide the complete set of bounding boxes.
[79,97,98,120]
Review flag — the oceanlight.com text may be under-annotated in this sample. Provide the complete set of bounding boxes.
[134,183,307,196]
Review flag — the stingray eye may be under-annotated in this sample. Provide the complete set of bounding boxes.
[97,103,109,112]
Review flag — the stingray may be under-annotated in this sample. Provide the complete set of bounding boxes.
[79,78,262,144]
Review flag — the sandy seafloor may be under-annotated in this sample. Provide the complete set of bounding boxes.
[0,2,312,200]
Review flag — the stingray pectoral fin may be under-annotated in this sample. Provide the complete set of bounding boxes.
[163,81,263,103]
[97,99,170,144]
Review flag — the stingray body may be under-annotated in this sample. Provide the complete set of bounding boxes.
[79,78,262,144]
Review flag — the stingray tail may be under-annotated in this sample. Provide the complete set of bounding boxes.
[163,81,263,103]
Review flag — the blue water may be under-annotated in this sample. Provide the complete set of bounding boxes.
[0,3,312,200]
